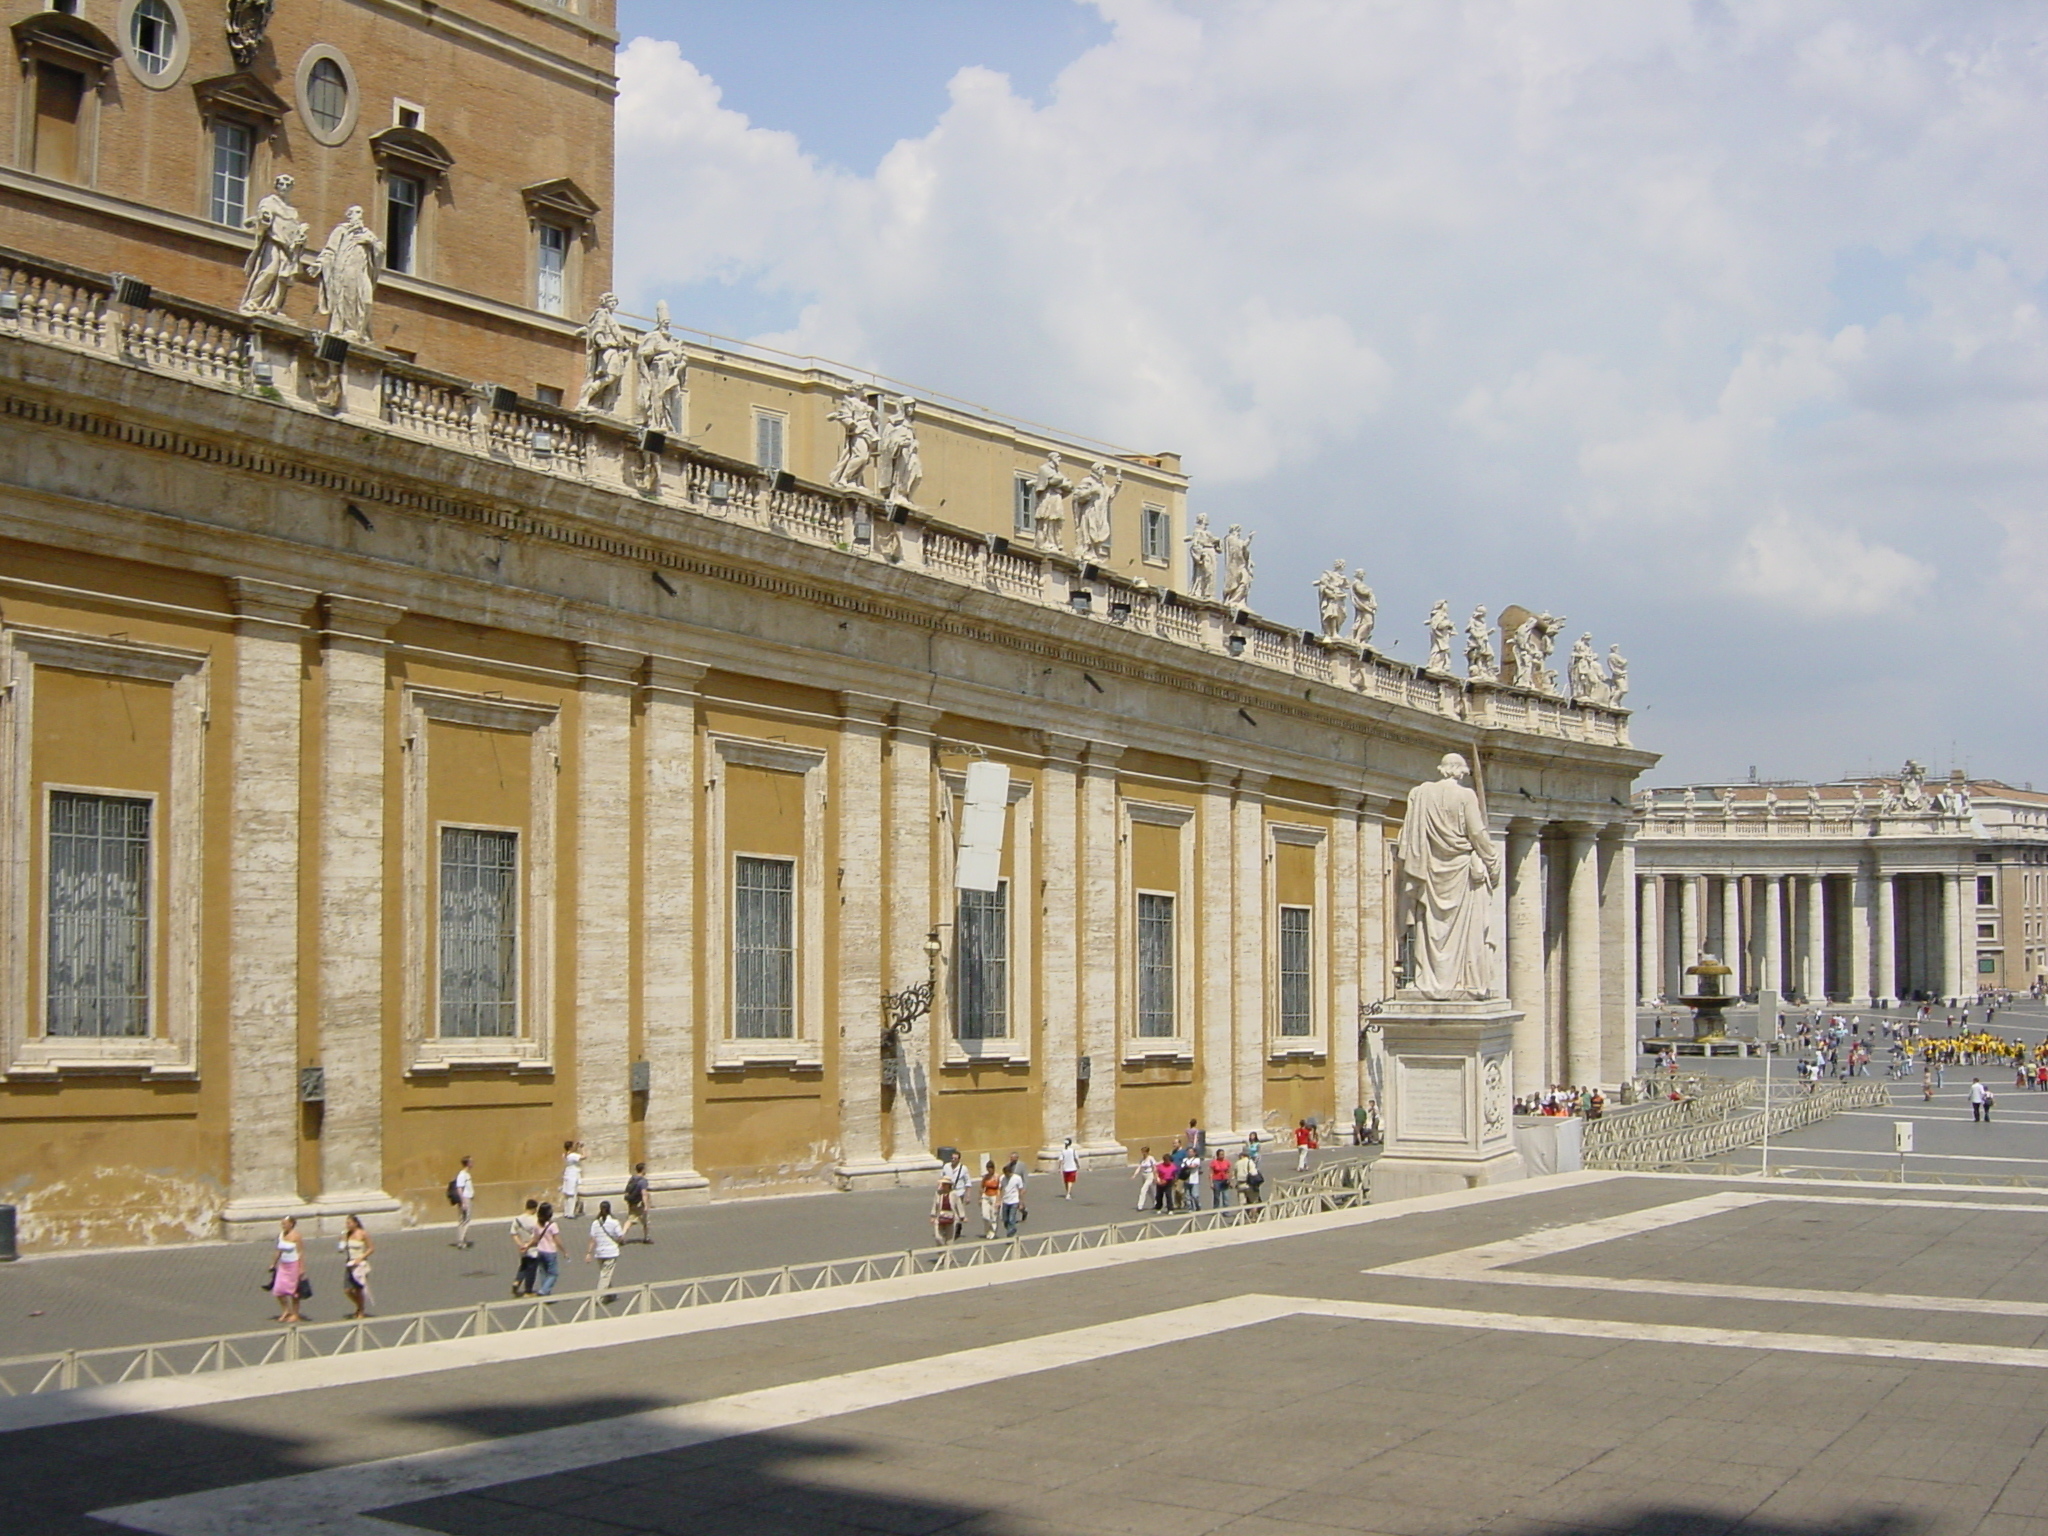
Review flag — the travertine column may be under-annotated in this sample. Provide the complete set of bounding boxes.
[1360,807,1391,1116]
[221,580,314,1234]
[1677,874,1701,983]
[1543,827,1568,1074]
[1197,764,1237,1137]
[1637,872,1662,1008]
[833,694,891,1183]
[1506,819,1547,1096]
[574,643,640,1197]
[885,704,941,1171]
[1802,874,1827,1002]
[1849,868,1874,1008]
[1077,742,1125,1155]
[1563,824,1602,1087]
[1231,771,1270,1138]
[1720,876,1742,979]
[639,656,708,1198]
[1940,871,1965,1002]
[1762,875,1785,997]
[1330,794,1364,1119]
[1873,873,1897,1006]
[315,595,402,1213]
[1037,736,1085,1154]
[1599,827,1632,1084]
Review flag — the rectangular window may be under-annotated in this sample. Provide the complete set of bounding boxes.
[386,173,422,274]
[1978,923,1997,940]
[734,855,795,1038]
[438,827,519,1037]
[1013,475,1036,537]
[45,792,151,1038]
[1136,892,1176,1037]
[754,412,786,474]
[535,223,568,316]
[32,62,85,182]
[1978,875,1995,906]
[1278,904,1312,1036]
[209,119,253,227]
[1142,504,1170,563]
[954,883,1008,1040]
[1980,956,1998,974]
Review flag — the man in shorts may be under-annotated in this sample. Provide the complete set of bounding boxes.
[623,1161,653,1242]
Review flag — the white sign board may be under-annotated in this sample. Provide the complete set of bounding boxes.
[954,761,1010,892]
[1893,1120,1914,1154]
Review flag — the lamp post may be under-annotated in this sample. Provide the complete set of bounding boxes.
[881,929,944,1044]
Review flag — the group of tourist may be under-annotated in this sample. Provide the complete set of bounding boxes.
[928,1150,1032,1241]
[1515,1086,1607,1118]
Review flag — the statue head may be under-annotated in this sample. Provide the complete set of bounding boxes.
[1437,752,1470,781]
[274,173,294,193]
[599,291,619,311]
[1471,605,1487,620]
[654,299,671,328]
[343,204,364,227]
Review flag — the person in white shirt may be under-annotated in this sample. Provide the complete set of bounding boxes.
[1057,1138,1080,1198]
[944,1149,972,1216]
[1000,1155,1027,1237]
[452,1157,475,1248]
[585,1200,625,1300]
[560,1140,584,1217]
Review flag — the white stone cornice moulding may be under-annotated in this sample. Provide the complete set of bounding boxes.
[358,0,621,83]
[0,624,209,1078]
[400,685,561,1075]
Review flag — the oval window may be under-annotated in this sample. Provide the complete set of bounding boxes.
[306,57,348,134]
[130,0,176,75]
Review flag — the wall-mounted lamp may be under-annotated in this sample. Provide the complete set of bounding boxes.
[709,479,731,505]
[651,570,677,595]
[343,503,374,531]
[250,359,275,386]
[0,292,20,320]
[316,333,350,366]
[112,274,152,308]
[1069,589,1094,615]
[488,384,518,412]
[1108,599,1132,622]
[639,428,666,455]
[529,428,555,458]
[1225,633,1247,657]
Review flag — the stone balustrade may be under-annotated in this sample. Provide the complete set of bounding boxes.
[0,244,1633,748]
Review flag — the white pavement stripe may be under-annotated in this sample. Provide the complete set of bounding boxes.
[95,1291,2048,1535]
[1838,1108,2048,1122]
[1763,1148,2048,1166]
[0,1173,1620,1435]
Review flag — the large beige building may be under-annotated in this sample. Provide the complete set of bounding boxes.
[0,0,1650,1249]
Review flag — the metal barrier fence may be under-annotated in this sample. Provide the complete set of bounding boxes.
[0,1160,1370,1398]
[1585,1081,1892,1171]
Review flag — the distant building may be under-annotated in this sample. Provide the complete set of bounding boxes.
[1634,766,2048,1005]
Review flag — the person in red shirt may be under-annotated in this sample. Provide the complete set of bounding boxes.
[1294,1120,1314,1171]
[1208,1151,1232,1208]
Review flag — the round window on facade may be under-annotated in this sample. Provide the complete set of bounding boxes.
[118,0,189,87]
[295,45,360,146]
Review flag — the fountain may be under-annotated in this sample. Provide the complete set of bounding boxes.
[1677,955,1739,1041]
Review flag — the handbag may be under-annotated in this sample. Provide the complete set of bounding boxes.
[296,1273,313,1300]
[261,1265,276,1291]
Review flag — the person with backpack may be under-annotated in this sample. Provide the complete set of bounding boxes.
[1234,1146,1264,1208]
[449,1156,474,1248]
[509,1198,540,1297]
[623,1162,653,1243]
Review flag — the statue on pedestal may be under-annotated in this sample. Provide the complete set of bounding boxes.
[1349,567,1378,647]
[1314,560,1349,640]
[1221,524,1255,607]
[1465,606,1496,681]
[1425,600,1455,673]
[636,301,686,433]
[828,389,878,491]
[1185,513,1220,599]
[577,293,631,413]
[1396,753,1500,1000]
[1568,632,1604,703]
[307,206,382,343]
[1031,451,1072,552]
[1074,460,1121,562]
[1604,644,1628,705]
[878,397,922,507]
[239,174,306,318]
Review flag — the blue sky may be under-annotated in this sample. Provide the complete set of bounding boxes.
[611,2,2048,788]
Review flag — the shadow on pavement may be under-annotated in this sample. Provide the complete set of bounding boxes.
[1490,1508,1925,1536]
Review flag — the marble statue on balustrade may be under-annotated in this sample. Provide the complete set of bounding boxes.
[1349,568,1378,647]
[1074,460,1122,561]
[1031,452,1072,552]
[1604,643,1628,706]
[239,174,306,318]
[1395,753,1500,1000]
[1425,600,1455,673]
[1763,786,1778,815]
[1464,606,1496,682]
[1314,560,1350,640]
[1185,514,1219,599]
[878,397,923,507]
[1682,786,1697,815]
[1568,632,1604,703]
[828,389,878,492]
[1221,525,1255,607]
[225,0,276,66]
[577,293,631,413]
[307,206,382,343]
[1507,612,1555,693]
[635,301,686,433]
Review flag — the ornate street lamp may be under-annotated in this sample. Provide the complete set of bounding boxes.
[880,929,945,1044]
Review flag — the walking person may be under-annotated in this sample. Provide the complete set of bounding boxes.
[531,1201,562,1296]
[450,1156,475,1248]
[1058,1137,1081,1198]
[930,1173,962,1244]
[339,1214,374,1320]
[560,1141,584,1217]
[1000,1154,1027,1237]
[1209,1147,1232,1209]
[623,1163,654,1243]
[1970,1078,1990,1122]
[1294,1120,1313,1172]
[510,1198,541,1297]
[1234,1145,1264,1209]
[585,1200,625,1302]
[270,1215,306,1324]
[1133,1147,1157,1211]
[979,1157,1001,1239]
[943,1148,973,1227]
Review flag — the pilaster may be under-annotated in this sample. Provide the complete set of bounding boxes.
[833,692,893,1186]
[573,642,640,1197]
[1231,769,1269,1139]
[1506,819,1546,1096]
[1598,825,1632,1085]
[1036,734,1084,1155]
[1076,741,1125,1158]
[1330,792,1364,1121]
[884,702,942,1175]
[1563,823,1602,1087]
[1196,762,1237,1138]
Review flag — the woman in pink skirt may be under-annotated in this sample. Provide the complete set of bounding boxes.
[271,1215,305,1323]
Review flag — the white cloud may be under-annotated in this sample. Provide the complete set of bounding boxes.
[616,2,2048,781]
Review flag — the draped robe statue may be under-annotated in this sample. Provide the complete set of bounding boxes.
[1395,753,1500,1000]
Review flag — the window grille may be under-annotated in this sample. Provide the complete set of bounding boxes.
[734,855,795,1038]
[130,0,175,74]
[1279,904,1312,1035]
[209,119,251,227]
[46,792,151,1038]
[536,224,568,316]
[306,58,348,134]
[1143,504,1170,562]
[439,827,518,1037]
[1136,892,1176,1037]
[955,883,1008,1039]
[387,173,422,274]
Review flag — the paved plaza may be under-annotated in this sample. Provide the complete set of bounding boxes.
[8,1170,2048,1535]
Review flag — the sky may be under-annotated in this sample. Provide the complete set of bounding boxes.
[611,1,2048,789]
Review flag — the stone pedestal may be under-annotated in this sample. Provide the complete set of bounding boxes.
[1373,997,1525,1201]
